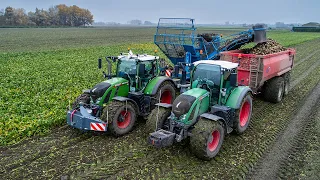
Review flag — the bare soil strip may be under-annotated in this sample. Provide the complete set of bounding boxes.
[248,82,320,179]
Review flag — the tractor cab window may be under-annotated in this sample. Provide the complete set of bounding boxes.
[192,64,221,104]
[117,60,136,77]
[192,64,221,86]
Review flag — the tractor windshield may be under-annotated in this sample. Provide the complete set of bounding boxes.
[192,64,221,104]
[192,64,221,86]
[117,60,136,76]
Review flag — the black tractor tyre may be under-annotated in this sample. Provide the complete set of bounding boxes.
[145,107,171,134]
[151,81,176,109]
[283,72,291,96]
[72,93,90,109]
[101,101,136,136]
[189,118,225,160]
[233,93,253,135]
[263,76,285,103]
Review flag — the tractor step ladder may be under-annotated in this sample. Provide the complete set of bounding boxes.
[249,58,261,90]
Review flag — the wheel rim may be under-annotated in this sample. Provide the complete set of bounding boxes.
[278,84,283,100]
[117,110,131,129]
[239,101,250,127]
[161,90,172,104]
[284,83,289,94]
[208,130,220,152]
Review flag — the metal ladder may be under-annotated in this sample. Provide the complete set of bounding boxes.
[249,58,261,89]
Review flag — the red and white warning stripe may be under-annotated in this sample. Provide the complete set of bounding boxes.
[90,122,106,131]
[165,70,171,77]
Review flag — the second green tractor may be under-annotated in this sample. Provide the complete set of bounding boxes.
[147,60,253,160]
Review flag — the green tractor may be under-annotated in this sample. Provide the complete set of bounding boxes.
[147,60,253,160]
[67,51,177,136]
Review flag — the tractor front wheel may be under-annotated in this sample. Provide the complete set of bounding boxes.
[151,81,176,108]
[146,107,171,134]
[190,118,225,160]
[101,101,136,136]
[72,93,90,109]
[234,93,253,134]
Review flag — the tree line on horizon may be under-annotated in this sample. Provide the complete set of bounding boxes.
[0,4,94,27]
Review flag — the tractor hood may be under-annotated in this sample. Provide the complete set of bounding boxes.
[90,77,129,105]
[172,88,208,119]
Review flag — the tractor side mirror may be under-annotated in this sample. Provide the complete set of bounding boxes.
[98,58,102,69]
[230,73,237,87]
[138,64,145,77]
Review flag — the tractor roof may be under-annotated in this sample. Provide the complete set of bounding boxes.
[193,60,238,69]
[118,50,159,61]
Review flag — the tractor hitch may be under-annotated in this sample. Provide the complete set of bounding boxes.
[148,129,176,148]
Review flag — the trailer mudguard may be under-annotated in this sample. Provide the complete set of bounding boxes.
[98,78,129,106]
[143,76,175,96]
[225,86,252,109]
[112,96,140,114]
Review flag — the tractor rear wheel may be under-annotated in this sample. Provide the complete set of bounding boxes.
[101,100,136,136]
[234,93,253,134]
[146,107,171,134]
[151,81,176,108]
[190,118,225,160]
[263,76,285,103]
[72,93,90,109]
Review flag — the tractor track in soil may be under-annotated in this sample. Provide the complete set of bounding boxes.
[1,39,320,179]
[247,82,320,180]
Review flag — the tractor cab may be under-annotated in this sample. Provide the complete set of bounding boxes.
[191,60,238,105]
[115,52,159,92]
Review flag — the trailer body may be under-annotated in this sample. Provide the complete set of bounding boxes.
[219,49,295,93]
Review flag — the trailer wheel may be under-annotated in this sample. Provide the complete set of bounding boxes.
[264,77,285,103]
[283,72,291,96]
[190,118,225,160]
[72,93,90,109]
[151,81,176,108]
[234,93,253,134]
[101,100,136,136]
[146,107,171,134]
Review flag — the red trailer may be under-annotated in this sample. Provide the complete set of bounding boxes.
[219,49,296,103]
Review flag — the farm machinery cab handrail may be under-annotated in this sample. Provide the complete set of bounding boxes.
[154,18,266,79]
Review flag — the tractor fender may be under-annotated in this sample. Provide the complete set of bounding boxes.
[200,113,227,133]
[225,86,252,109]
[144,76,176,96]
[112,96,140,114]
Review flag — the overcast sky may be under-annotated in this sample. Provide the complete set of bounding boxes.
[0,0,319,24]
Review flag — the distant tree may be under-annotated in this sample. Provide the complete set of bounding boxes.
[0,9,5,25]
[0,4,94,27]
[129,19,142,25]
[13,8,28,25]
[144,21,152,25]
[4,6,14,25]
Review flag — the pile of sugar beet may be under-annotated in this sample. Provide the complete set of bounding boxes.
[242,38,287,55]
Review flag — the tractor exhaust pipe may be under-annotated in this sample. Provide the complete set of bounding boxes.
[253,24,267,43]
[105,57,113,79]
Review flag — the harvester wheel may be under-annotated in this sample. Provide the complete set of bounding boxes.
[283,72,291,96]
[234,93,253,134]
[101,100,136,136]
[190,118,225,160]
[72,93,90,109]
[146,107,171,134]
[151,81,176,108]
[264,76,285,103]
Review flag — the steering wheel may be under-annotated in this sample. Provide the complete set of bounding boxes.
[196,78,215,91]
